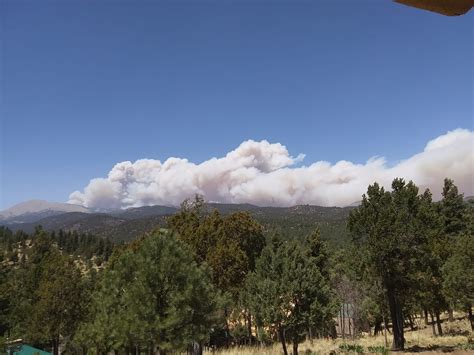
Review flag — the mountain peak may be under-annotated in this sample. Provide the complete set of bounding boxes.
[0,199,90,221]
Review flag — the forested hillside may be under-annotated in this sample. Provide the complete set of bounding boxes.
[0,178,472,355]
[2,204,352,246]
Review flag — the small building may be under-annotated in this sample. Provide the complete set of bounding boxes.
[335,303,356,338]
[6,340,51,355]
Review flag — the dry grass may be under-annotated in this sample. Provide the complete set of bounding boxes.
[206,319,473,354]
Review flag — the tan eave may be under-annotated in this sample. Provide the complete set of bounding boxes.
[395,0,474,16]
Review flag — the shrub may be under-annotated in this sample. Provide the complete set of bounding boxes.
[367,345,389,354]
[338,343,364,353]
[458,342,474,351]
[444,320,470,336]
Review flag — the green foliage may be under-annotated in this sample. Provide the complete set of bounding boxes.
[1,227,88,353]
[55,229,114,260]
[75,230,223,353]
[28,251,87,351]
[348,179,429,290]
[439,178,468,236]
[459,342,474,350]
[367,345,389,354]
[348,178,472,347]
[438,180,473,309]
[1,178,471,354]
[0,226,114,263]
[306,228,330,278]
[167,196,266,299]
[244,235,336,353]
[338,343,365,353]
[348,179,435,350]
[442,233,474,308]
[330,246,388,337]
[5,202,352,247]
[0,262,10,337]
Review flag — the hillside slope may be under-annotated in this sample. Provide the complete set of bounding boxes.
[2,203,353,246]
[0,200,90,223]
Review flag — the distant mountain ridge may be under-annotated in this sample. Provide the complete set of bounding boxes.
[0,200,90,223]
[1,201,354,245]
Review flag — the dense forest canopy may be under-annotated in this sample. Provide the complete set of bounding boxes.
[0,178,472,354]
[2,203,353,247]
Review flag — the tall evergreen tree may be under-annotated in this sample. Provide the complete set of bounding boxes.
[439,178,467,237]
[167,196,266,345]
[442,233,474,330]
[76,231,222,355]
[348,179,430,350]
[245,238,335,355]
[29,252,87,355]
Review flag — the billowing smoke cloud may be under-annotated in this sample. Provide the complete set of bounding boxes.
[69,129,474,209]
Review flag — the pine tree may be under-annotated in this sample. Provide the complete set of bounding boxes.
[167,197,266,346]
[439,178,467,237]
[76,230,222,354]
[245,238,335,355]
[442,233,474,330]
[29,252,87,355]
[348,179,430,350]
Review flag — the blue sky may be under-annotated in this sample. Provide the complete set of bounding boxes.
[1,0,473,209]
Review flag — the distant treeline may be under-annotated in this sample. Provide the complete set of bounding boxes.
[0,178,472,355]
[0,227,115,261]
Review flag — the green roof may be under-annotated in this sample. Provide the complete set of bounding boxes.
[7,344,51,355]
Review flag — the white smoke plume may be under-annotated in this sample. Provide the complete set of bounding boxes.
[69,129,474,209]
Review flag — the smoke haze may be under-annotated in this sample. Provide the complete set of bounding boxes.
[69,129,474,209]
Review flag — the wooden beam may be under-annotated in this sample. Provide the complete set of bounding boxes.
[395,0,474,16]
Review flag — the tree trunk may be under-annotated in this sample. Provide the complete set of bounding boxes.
[224,307,230,347]
[374,319,381,336]
[430,311,436,336]
[348,314,353,338]
[247,310,252,345]
[382,314,388,349]
[149,343,157,355]
[190,342,202,355]
[292,340,298,355]
[278,326,288,355]
[308,327,313,344]
[435,310,443,336]
[52,337,59,355]
[424,308,429,326]
[448,307,454,322]
[408,314,415,331]
[469,305,474,331]
[341,304,345,339]
[387,288,404,350]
